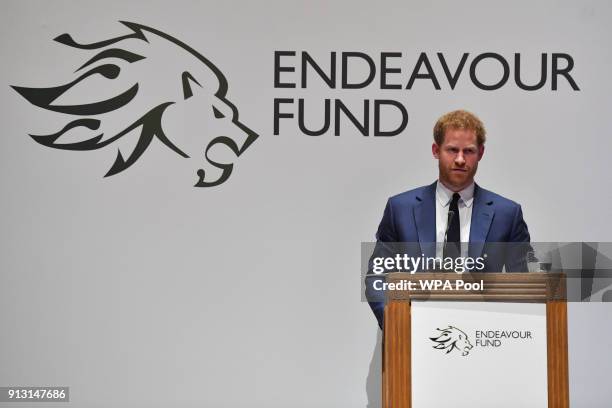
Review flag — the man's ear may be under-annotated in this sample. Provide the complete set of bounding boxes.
[432,142,440,159]
[477,144,485,161]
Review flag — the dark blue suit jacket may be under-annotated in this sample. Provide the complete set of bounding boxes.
[368,181,531,328]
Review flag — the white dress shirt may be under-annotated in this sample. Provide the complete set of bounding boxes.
[435,181,475,257]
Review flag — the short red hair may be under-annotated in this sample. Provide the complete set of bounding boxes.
[433,110,486,146]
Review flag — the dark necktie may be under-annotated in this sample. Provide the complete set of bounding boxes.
[444,193,461,259]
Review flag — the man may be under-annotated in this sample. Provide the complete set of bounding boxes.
[367,110,531,329]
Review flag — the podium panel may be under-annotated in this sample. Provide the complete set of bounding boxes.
[412,302,547,407]
[381,273,569,408]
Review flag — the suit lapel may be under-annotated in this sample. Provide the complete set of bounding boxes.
[469,184,495,258]
[414,182,437,258]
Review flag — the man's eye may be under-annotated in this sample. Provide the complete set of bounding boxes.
[213,107,225,119]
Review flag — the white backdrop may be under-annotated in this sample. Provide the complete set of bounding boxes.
[1,1,611,407]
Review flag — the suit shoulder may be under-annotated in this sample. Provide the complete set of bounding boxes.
[478,186,522,210]
[388,184,433,206]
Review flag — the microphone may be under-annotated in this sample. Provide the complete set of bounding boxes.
[444,210,455,243]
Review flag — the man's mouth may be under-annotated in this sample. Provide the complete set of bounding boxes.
[452,168,467,172]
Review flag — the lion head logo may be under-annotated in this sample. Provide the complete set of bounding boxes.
[430,326,473,356]
[11,21,258,187]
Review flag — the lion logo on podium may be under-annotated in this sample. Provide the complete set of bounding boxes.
[430,326,473,356]
[11,21,258,187]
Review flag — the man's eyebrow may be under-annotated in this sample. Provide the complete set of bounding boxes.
[444,144,477,149]
[76,48,145,72]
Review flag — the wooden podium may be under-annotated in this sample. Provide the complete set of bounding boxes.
[382,272,569,408]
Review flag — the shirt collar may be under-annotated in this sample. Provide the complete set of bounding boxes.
[436,180,475,208]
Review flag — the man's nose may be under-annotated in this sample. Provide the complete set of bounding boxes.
[455,152,466,166]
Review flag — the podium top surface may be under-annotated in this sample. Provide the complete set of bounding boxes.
[383,272,567,302]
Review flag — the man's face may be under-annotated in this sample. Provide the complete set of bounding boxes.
[432,127,484,192]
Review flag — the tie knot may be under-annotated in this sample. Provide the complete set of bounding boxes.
[451,192,461,205]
